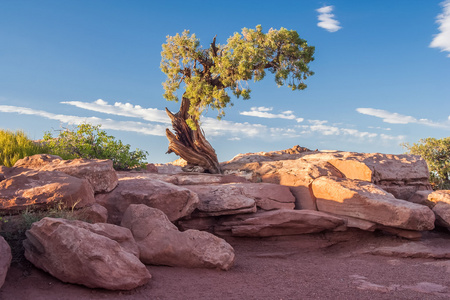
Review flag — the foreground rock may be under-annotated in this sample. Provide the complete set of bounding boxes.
[0,236,12,289]
[365,239,450,258]
[0,170,95,212]
[14,154,118,193]
[121,204,235,270]
[96,174,199,224]
[23,217,151,290]
[312,176,435,231]
[218,209,345,237]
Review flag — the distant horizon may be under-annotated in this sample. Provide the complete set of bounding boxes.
[1,1,449,163]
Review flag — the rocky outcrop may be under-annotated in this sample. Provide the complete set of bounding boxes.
[96,174,198,224]
[0,169,95,212]
[312,176,435,231]
[23,217,151,290]
[14,154,118,193]
[218,209,345,237]
[121,204,235,270]
[427,190,450,229]
[0,235,12,289]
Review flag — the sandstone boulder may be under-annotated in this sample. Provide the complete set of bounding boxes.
[0,235,12,289]
[433,202,450,228]
[312,176,435,231]
[96,174,198,224]
[218,209,345,237]
[0,170,95,212]
[74,203,108,223]
[15,155,118,193]
[222,156,342,210]
[185,184,256,217]
[121,204,235,270]
[23,217,150,290]
[13,154,62,169]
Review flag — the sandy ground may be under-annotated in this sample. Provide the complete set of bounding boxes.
[1,229,450,300]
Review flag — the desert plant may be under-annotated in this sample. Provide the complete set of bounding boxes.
[0,129,48,167]
[402,137,450,190]
[43,123,148,170]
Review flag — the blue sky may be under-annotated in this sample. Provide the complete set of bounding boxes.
[1,0,449,163]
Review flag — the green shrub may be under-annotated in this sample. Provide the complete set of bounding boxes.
[402,137,450,190]
[0,129,48,167]
[44,123,148,170]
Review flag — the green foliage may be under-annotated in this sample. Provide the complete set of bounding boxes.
[0,129,48,167]
[402,137,450,190]
[161,25,315,128]
[44,123,148,170]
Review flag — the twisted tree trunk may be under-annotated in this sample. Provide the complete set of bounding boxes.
[165,96,221,174]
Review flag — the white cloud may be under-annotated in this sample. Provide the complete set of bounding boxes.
[240,106,304,122]
[356,107,450,129]
[62,99,170,124]
[430,0,450,57]
[317,5,342,32]
[0,105,167,136]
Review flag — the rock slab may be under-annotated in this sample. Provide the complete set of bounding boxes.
[312,176,435,231]
[23,217,151,290]
[121,204,235,270]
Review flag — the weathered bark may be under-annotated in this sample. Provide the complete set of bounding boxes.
[165,97,221,174]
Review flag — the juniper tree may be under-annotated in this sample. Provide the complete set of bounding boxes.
[161,25,315,173]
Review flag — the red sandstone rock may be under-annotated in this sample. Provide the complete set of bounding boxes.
[74,203,108,223]
[14,154,118,193]
[23,217,151,290]
[0,236,12,289]
[121,204,235,270]
[218,209,345,237]
[0,170,95,212]
[312,176,435,231]
[95,175,198,224]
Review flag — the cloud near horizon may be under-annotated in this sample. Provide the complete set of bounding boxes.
[0,100,405,145]
[356,107,450,129]
[430,0,450,57]
[316,5,342,32]
[240,106,304,122]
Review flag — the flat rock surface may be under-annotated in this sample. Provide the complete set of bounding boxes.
[2,230,450,299]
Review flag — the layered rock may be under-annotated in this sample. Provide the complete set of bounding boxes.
[121,204,235,270]
[428,190,450,228]
[218,209,345,237]
[96,174,198,224]
[312,176,435,231]
[14,154,118,193]
[23,217,150,290]
[0,170,95,212]
[0,236,12,289]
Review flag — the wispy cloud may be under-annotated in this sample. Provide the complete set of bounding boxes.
[240,106,304,122]
[316,5,342,32]
[430,0,450,57]
[0,105,167,136]
[356,107,450,129]
[62,99,170,124]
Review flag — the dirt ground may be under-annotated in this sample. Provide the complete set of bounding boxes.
[1,229,450,300]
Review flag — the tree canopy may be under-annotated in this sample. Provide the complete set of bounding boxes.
[161,25,315,129]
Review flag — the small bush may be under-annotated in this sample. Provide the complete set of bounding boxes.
[0,129,48,167]
[44,123,148,170]
[402,137,450,190]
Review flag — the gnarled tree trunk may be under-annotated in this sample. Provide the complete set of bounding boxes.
[165,96,221,174]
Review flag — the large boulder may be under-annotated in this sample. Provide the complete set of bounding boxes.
[0,170,95,212]
[427,190,450,229]
[222,156,342,210]
[23,217,151,290]
[0,236,12,289]
[311,176,435,231]
[14,155,118,194]
[184,182,295,216]
[217,209,345,237]
[121,204,235,270]
[96,174,198,224]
